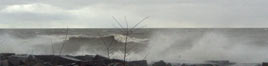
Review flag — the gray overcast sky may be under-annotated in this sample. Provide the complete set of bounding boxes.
[0,0,267,28]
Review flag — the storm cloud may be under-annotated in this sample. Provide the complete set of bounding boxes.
[0,0,268,28]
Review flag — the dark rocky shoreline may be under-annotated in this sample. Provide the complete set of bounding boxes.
[0,53,266,66]
[0,53,148,66]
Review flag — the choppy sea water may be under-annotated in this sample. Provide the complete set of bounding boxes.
[0,28,268,63]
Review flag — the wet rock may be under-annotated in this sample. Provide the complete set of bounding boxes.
[152,60,167,66]
[128,60,148,66]
[263,62,268,66]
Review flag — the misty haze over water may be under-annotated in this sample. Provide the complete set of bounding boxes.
[0,28,268,63]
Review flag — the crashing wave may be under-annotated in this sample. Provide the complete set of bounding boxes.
[68,34,148,44]
[103,34,148,43]
[54,34,149,54]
